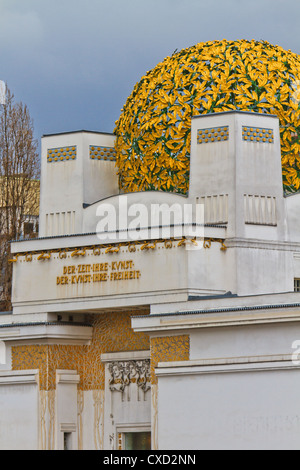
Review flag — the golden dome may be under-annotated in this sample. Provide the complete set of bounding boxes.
[114,39,300,194]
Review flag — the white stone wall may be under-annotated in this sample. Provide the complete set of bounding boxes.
[156,361,300,450]
[0,370,39,450]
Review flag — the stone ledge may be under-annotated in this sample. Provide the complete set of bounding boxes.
[0,369,39,385]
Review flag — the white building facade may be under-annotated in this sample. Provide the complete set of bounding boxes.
[0,111,300,450]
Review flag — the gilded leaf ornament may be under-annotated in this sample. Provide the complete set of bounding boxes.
[114,39,300,194]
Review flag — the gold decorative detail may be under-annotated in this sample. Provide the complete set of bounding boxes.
[150,335,190,385]
[37,252,51,261]
[59,250,67,259]
[242,126,274,143]
[12,310,150,391]
[90,145,116,162]
[197,126,229,143]
[204,237,227,251]
[118,432,123,451]
[114,39,300,194]
[12,345,48,390]
[71,248,86,257]
[11,237,227,263]
[141,241,156,250]
[105,245,120,254]
[177,238,186,247]
[179,237,198,247]
[164,240,173,249]
[47,146,76,163]
[219,240,227,251]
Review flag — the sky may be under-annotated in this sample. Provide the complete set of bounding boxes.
[0,0,300,147]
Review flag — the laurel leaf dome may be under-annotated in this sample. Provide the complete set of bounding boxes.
[114,39,300,194]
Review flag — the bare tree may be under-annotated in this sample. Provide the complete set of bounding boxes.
[0,86,40,310]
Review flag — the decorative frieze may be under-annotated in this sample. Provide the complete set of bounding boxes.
[197,125,274,145]
[242,126,274,143]
[89,146,116,161]
[47,146,77,163]
[9,237,227,264]
[197,126,229,144]
[108,359,151,398]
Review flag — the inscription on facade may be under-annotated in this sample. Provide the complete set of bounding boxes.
[56,259,141,285]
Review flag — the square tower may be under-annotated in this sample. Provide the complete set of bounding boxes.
[189,111,288,242]
[39,131,119,237]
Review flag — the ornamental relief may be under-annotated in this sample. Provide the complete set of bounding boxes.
[108,359,151,399]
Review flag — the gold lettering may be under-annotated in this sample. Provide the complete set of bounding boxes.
[58,259,140,285]
[109,270,141,281]
[93,273,107,282]
[100,263,108,271]
[111,260,134,270]
[63,266,76,275]
[57,276,69,285]
[77,264,91,274]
